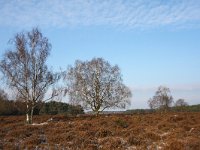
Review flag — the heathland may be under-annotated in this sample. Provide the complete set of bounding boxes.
[0,112,200,149]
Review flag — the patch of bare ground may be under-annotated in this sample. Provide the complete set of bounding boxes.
[0,112,200,149]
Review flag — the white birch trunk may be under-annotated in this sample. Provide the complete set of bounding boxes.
[26,103,31,124]
[30,106,34,124]
[26,113,30,123]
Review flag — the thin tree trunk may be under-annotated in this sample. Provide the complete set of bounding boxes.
[26,104,31,124]
[30,106,34,124]
[95,110,100,116]
[26,104,34,124]
[26,113,30,124]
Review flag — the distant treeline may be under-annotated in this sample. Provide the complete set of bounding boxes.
[125,104,200,114]
[40,101,84,115]
[170,104,200,112]
[0,99,84,116]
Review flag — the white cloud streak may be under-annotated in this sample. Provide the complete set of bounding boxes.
[132,83,200,91]
[0,0,200,29]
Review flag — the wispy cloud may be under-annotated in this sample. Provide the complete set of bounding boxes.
[132,83,200,91]
[0,0,200,29]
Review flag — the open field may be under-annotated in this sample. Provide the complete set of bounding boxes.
[0,112,200,150]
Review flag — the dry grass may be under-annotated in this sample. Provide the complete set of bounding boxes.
[0,112,200,149]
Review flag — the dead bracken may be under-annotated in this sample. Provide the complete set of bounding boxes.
[0,112,200,149]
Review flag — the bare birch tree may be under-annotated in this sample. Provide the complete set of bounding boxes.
[148,86,173,111]
[65,58,132,115]
[0,28,60,124]
[175,99,188,107]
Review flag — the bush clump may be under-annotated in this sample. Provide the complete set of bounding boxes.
[114,118,129,128]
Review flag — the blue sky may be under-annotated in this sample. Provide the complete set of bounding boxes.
[0,0,200,109]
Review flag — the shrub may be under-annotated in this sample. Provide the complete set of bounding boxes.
[114,118,129,128]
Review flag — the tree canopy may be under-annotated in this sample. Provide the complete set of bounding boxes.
[65,58,132,115]
[148,86,173,110]
[0,28,60,123]
[175,99,188,107]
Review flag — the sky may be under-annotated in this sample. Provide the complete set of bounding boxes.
[0,0,200,109]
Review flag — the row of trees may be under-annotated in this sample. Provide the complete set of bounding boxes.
[0,89,17,115]
[0,92,84,116]
[0,28,132,124]
[148,86,188,111]
[40,101,84,115]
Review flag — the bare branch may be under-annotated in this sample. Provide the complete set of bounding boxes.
[0,28,60,124]
[64,58,132,115]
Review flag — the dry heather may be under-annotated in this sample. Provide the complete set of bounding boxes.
[0,112,200,150]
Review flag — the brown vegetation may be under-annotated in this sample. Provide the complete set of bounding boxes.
[0,112,200,149]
